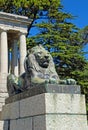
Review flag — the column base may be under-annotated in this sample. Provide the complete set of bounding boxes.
[0,73,8,111]
[0,73,8,130]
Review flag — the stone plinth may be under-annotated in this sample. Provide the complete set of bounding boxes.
[1,85,88,130]
[5,84,81,104]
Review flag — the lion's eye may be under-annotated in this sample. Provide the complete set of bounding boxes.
[38,52,42,56]
[46,52,49,55]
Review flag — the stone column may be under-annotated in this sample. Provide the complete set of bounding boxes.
[12,40,18,76]
[19,32,26,75]
[0,30,8,74]
[0,29,8,108]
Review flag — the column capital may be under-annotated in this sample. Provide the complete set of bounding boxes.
[0,28,8,33]
[19,31,27,36]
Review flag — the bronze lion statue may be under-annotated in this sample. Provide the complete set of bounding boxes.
[7,45,76,96]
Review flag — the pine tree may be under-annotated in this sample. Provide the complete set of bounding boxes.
[29,2,87,79]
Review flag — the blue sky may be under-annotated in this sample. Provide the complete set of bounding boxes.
[62,0,88,28]
[62,0,88,59]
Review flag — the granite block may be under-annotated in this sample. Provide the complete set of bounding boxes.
[45,114,87,130]
[45,93,87,114]
[2,101,20,120]
[20,94,45,118]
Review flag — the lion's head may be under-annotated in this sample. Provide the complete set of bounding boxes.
[24,45,59,84]
[31,45,51,68]
[24,45,54,71]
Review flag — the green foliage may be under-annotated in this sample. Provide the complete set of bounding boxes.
[26,38,37,49]
[0,0,60,35]
[0,0,60,17]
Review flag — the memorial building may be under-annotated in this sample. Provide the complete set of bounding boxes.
[0,12,31,129]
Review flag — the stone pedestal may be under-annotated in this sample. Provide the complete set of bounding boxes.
[1,85,88,130]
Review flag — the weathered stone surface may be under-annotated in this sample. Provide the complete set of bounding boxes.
[0,92,8,98]
[8,115,87,130]
[0,85,7,93]
[0,94,8,111]
[0,121,4,130]
[0,73,7,93]
[10,101,20,119]
[2,101,19,120]
[0,103,5,110]
[3,115,88,130]
[5,84,81,104]
[3,121,9,130]
[45,114,87,130]
[10,118,32,130]
[0,98,6,103]
[20,93,87,118]
[17,118,32,130]
[45,93,86,114]
[33,115,46,130]
[2,93,87,120]
[20,94,45,118]
[1,104,10,120]
[10,120,17,130]
[33,114,88,130]
[0,12,31,33]
[1,92,88,130]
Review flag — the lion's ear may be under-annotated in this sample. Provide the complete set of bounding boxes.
[38,44,42,47]
[38,44,43,49]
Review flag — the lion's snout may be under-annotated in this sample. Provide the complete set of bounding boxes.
[44,55,49,59]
